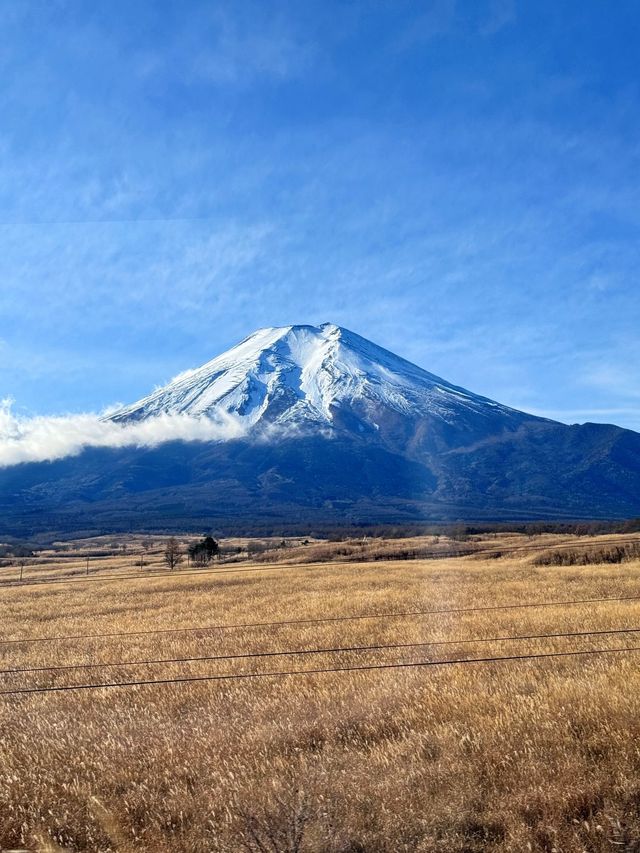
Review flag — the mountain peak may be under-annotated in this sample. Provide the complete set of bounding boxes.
[108,323,539,435]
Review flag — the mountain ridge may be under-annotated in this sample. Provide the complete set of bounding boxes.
[1,323,639,535]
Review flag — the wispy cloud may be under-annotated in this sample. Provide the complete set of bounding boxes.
[0,400,246,467]
[479,0,516,36]
[189,6,313,85]
[0,1,638,436]
[579,364,640,400]
[395,0,457,46]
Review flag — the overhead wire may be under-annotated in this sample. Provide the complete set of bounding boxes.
[2,625,640,677]
[3,535,639,591]
[3,645,639,696]
[3,592,640,647]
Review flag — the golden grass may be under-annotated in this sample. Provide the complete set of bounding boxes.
[1,536,640,851]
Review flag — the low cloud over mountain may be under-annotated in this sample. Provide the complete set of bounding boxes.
[0,401,245,467]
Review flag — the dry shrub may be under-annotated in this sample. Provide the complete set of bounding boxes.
[255,536,477,565]
[237,787,310,853]
[534,541,640,566]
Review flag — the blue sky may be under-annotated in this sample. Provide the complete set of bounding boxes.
[1,0,639,430]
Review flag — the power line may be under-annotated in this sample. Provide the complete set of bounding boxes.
[2,644,639,697]
[0,559,320,590]
[2,625,639,677]
[4,535,639,592]
[3,593,640,647]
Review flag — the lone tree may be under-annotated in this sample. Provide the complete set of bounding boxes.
[188,536,219,566]
[164,537,183,570]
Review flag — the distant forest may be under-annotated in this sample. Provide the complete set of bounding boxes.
[2,517,639,555]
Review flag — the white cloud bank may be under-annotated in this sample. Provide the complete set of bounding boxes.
[0,400,246,467]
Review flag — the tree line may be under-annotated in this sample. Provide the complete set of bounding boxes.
[164,536,219,569]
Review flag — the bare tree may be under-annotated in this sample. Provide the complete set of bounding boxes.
[164,537,183,570]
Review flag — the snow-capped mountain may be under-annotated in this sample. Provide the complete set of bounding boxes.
[109,323,537,438]
[2,323,639,535]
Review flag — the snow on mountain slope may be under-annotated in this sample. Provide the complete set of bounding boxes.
[108,323,542,434]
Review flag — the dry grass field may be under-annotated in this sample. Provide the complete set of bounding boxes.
[2,533,640,852]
